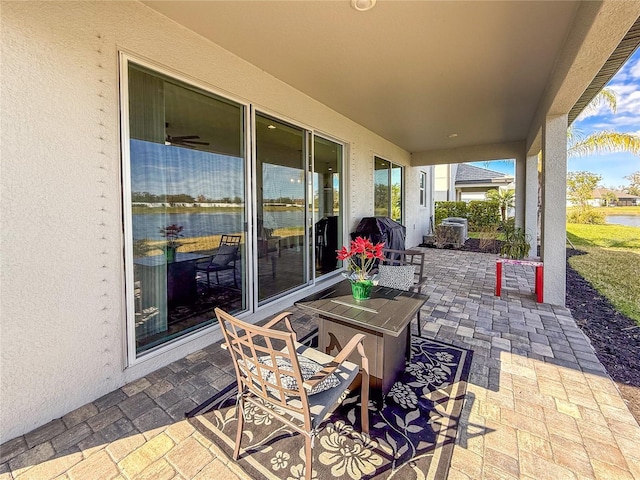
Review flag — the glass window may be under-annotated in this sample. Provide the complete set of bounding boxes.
[419,171,427,206]
[125,62,247,357]
[255,113,308,303]
[374,156,403,222]
[312,136,343,277]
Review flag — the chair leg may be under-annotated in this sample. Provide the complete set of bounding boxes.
[417,311,422,337]
[304,434,313,480]
[233,397,245,460]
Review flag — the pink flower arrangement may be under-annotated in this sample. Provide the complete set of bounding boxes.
[159,224,184,247]
[336,236,385,282]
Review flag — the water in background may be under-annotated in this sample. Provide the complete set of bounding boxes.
[133,211,303,240]
[605,215,640,227]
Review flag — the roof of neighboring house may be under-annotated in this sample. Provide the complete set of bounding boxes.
[455,164,514,185]
[592,188,640,199]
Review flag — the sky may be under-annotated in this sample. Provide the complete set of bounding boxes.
[471,48,640,189]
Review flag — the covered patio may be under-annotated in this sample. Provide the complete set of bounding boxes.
[3,0,640,468]
[2,248,638,479]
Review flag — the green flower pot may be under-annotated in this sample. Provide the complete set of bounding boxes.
[165,246,177,263]
[351,280,373,300]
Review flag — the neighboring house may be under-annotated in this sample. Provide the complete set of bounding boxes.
[434,163,514,202]
[589,188,640,207]
[2,1,639,443]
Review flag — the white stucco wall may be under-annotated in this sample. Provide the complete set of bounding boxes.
[0,1,415,442]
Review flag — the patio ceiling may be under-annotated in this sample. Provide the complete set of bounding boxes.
[142,1,638,156]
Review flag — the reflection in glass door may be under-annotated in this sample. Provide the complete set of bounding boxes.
[124,60,247,357]
[312,136,343,277]
[255,113,308,302]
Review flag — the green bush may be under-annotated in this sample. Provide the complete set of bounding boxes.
[500,222,531,259]
[567,207,605,225]
[468,200,500,230]
[434,201,467,225]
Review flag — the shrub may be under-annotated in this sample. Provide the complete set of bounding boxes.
[468,200,500,230]
[500,224,531,259]
[567,208,605,225]
[434,201,467,225]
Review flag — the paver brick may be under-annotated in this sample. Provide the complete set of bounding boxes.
[549,434,594,478]
[164,420,195,444]
[105,433,146,463]
[554,398,582,419]
[62,404,99,430]
[117,433,174,477]
[0,436,27,464]
[582,436,628,470]
[51,423,92,453]
[87,406,124,432]
[9,442,55,477]
[24,421,66,449]
[132,458,175,480]
[517,430,553,459]
[484,447,519,478]
[14,449,82,480]
[519,450,577,480]
[484,421,518,459]
[121,377,152,397]
[132,408,172,441]
[542,408,582,443]
[165,436,214,478]
[538,377,567,400]
[501,408,549,439]
[590,459,634,480]
[68,450,119,480]
[450,444,483,478]
[118,393,156,421]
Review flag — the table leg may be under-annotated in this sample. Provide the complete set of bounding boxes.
[495,261,502,297]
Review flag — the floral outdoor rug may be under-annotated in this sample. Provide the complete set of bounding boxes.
[188,336,472,480]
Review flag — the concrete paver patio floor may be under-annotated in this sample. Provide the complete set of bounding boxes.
[1,248,639,479]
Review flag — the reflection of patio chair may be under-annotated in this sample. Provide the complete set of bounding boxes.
[196,235,241,288]
[215,307,370,480]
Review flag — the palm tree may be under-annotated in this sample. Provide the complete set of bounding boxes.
[485,188,515,222]
[567,88,640,158]
[537,88,640,228]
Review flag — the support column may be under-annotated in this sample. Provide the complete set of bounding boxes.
[525,154,538,258]
[541,114,568,306]
[515,154,526,228]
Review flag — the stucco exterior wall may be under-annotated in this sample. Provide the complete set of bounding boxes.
[0,1,415,442]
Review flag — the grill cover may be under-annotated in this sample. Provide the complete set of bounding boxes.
[351,217,406,251]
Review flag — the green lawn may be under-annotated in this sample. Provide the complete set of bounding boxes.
[566,222,640,324]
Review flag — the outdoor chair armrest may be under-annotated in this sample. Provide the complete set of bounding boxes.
[409,277,428,293]
[262,311,297,341]
[302,333,368,391]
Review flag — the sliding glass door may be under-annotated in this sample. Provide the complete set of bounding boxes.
[124,60,247,357]
[123,57,346,357]
[255,113,309,302]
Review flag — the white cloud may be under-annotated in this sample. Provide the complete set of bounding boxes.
[629,58,640,79]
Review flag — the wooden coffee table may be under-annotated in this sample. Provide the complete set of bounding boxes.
[295,280,427,396]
